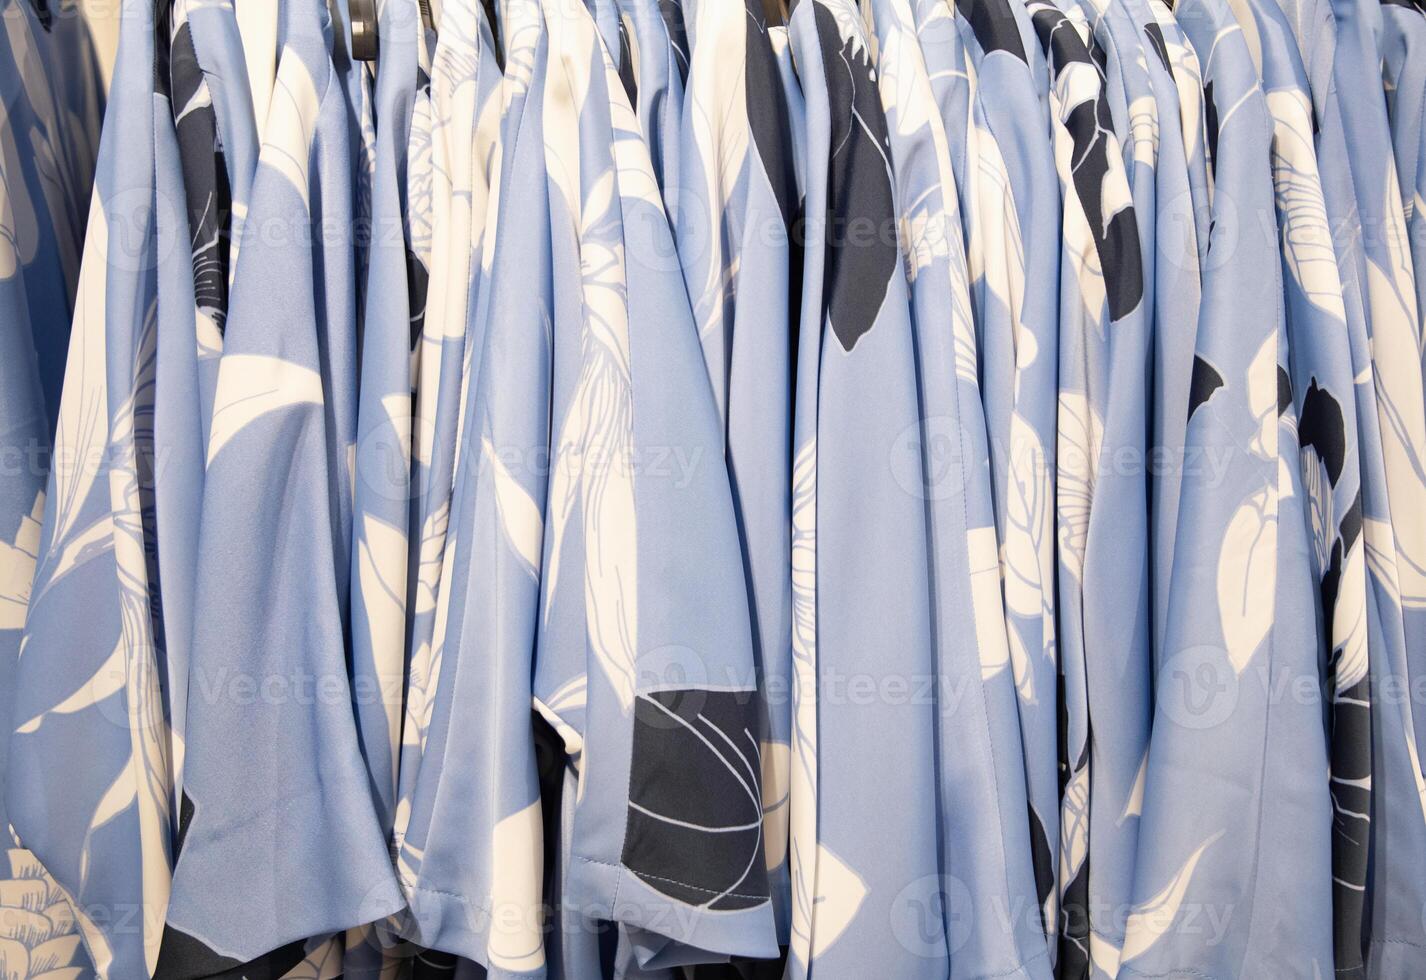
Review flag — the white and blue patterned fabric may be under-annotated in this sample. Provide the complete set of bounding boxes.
[0,3,103,979]
[9,0,1426,977]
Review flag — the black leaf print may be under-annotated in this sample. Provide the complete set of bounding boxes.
[1299,379,1346,486]
[1143,23,1172,74]
[1277,366,1293,417]
[689,953,791,978]
[813,1,898,352]
[1339,488,1362,551]
[1059,857,1091,980]
[622,689,770,911]
[1187,355,1224,421]
[1328,632,1370,966]
[745,0,799,234]
[407,247,430,349]
[1318,483,1369,978]
[1030,5,1145,322]
[1028,803,1055,935]
[1203,80,1220,180]
[168,19,233,338]
[956,0,1029,63]
[173,790,195,858]
[155,795,309,980]
[1320,539,1343,630]
[411,949,462,977]
[154,926,307,980]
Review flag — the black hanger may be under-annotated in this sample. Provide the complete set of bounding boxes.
[761,0,787,27]
[351,0,378,61]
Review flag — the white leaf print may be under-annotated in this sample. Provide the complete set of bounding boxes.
[235,0,277,143]
[761,740,791,871]
[1128,96,1159,168]
[357,515,408,776]
[1362,226,1426,607]
[827,1,872,64]
[1246,334,1278,460]
[1006,627,1036,706]
[685,0,750,211]
[792,842,867,961]
[196,308,223,360]
[107,320,173,972]
[1090,932,1122,977]
[44,193,108,554]
[262,50,322,208]
[1059,761,1090,881]
[402,638,442,756]
[969,526,1011,679]
[1364,517,1403,611]
[89,767,138,835]
[534,675,587,760]
[407,94,435,270]
[577,211,639,714]
[487,801,545,972]
[0,493,43,630]
[1301,446,1332,575]
[1121,750,1148,824]
[0,102,39,276]
[14,643,126,733]
[1002,413,1051,620]
[1334,541,1369,691]
[1265,91,1347,323]
[1403,721,1426,825]
[878,25,931,138]
[540,399,580,624]
[1120,832,1224,963]
[898,200,949,284]
[541,2,593,221]
[207,354,324,465]
[789,441,819,971]
[413,500,450,616]
[482,436,544,576]
[382,393,416,472]
[1217,485,1277,674]
[1057,392,1103,584]
[539,39,643,716]
[972,118,1028,346]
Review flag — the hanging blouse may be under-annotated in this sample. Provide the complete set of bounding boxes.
[1024,2,1147,972]
[534,0,776,965]
[0,4,103,979]
[159,2,403,973]
[1125,0,1331,973]
[943,0,1065,955]
[8,1,172,973]
[1324,0,1426,969]
[1381,0,1426,390]
[390,1,544,970]
[670,0,803,944]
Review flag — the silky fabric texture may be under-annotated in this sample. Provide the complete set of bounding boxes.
[6,0,1426,978]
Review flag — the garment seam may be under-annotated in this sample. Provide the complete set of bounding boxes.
[574,854,769,902]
